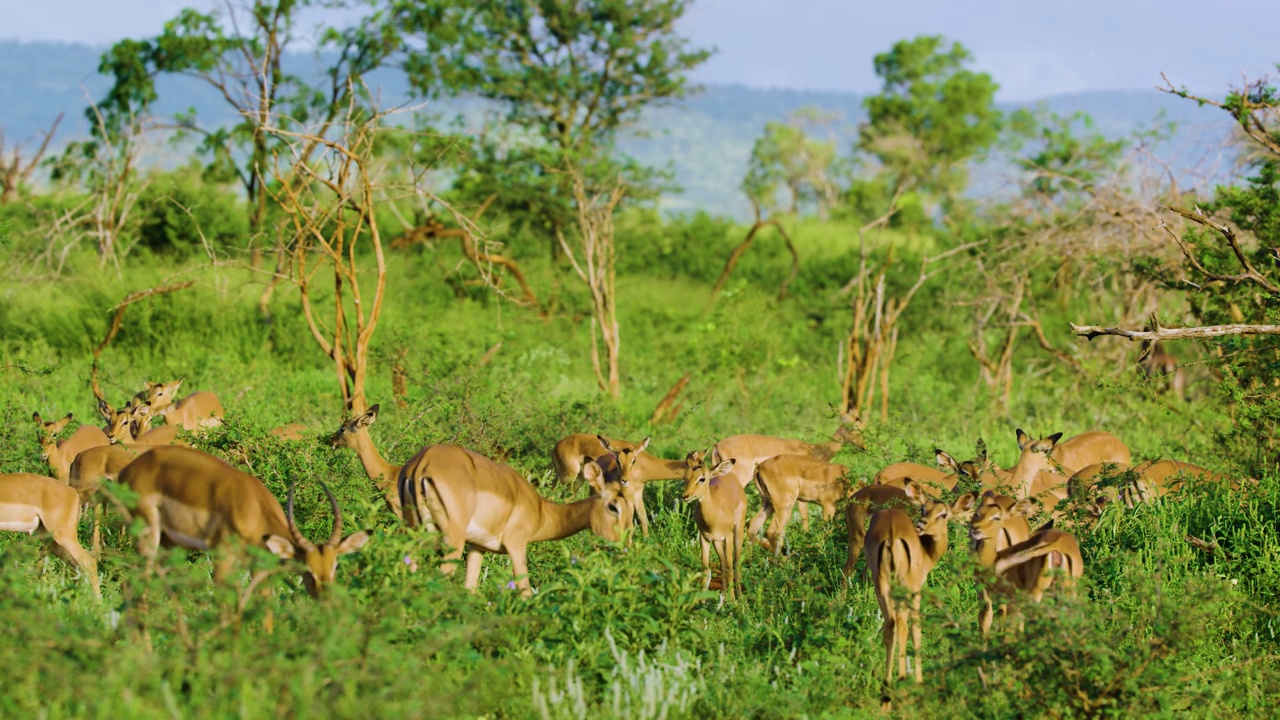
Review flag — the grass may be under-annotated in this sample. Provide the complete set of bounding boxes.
[0,206,1274,718]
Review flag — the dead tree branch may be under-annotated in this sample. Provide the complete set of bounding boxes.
[1071,322,1280,342]
[1,113,63,203]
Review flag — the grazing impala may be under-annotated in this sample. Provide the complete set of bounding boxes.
[551,433,687,535]
[681,455,747,600]
[843,482,912,579]
[329,405,403,520]
[1069,459,1231,515]
[118,446,369,596]
[711,413,862,490]
[0,473,100,598]
[398,444,632,596]
[103,402,184,446]
[748,455,849,556]
[69,442,168,554]
[965,491,1035,635]
[34,412,110,481]
[865,480,973,686]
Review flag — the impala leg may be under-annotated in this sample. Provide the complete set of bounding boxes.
[746,504,771,544]
[896,607,910,681]
[797,501,810,532]
[51,533,100,599]
[699,536,712,590]
[628,482,649,537]
[91,504,103,558]
[843,509,865,579]
[463,549,484,591]
[911,594,923,684]
[508,545,533,597]
[881,613,897,686]
[440,523,467,579]
[979,587,994,637]
[734,516,745,599]
[713,538,730,599]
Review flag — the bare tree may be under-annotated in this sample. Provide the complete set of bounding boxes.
[557,169,626,398]
[0,114,63,203]
[266,92,390,414]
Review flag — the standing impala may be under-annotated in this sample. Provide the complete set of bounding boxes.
[34,412,110,481]
[118,446,369,595]
[133,379,224,431]
[748,455,849,556]
[681,455,747,600]
[864,480,973,686]
[965,491,1035,635]
[0,473,100,598]
[329,405,403,520]
[398,443,632,596]
[551,433,687,535]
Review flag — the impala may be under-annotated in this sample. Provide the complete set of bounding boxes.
[117,446,369,596]
[68,443,159,554]
[137,379,224,431]
[864,480,973,685]
[1069,459,1229,514]
[270,423,310,441]
[1006,429,1131,500]
[34,411,110,481]
[843,482,911,579]
[398,443,632,596]
[748,454,849,556]
[552,433,687,535]
[328,405,403,519]
[992,523,1085,605]
[681,455,747,600]
[105,402,184,445]
[965,491,1035,634]
[0,473,100,598]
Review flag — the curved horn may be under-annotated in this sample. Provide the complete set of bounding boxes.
[321,480,343,547]
[286,481,317,552]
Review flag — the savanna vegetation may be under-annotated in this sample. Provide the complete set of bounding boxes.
[2,2,1279,717]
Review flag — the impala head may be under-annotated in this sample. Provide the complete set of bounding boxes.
[101,400,140,443]
[681,455,736,504]
[264,481,371,597]
[579,461,633,541]
[904,479,975,534]
[329,404,379,449]
[597,435,650,481]
[967,491,1034,546]
[133,378,184,411]
[33,411,72,458]
[1011,428,1063,478]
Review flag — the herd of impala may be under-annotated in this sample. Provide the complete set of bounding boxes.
[7,377,1250,691]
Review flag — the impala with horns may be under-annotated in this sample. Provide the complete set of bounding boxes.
[118,446,369,596]
[865,479,973,686]
[681,454,747,600]
[33,411,109,482]
[329,404,403,520]
[0,473,100,598]
[398,443,632,596]
[552,433,690,535]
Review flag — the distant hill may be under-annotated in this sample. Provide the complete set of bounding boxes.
[1,40,1237,219]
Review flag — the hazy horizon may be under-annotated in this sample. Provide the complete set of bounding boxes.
[4,1,1278,102]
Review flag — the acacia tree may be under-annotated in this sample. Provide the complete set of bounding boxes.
[858,35,1001,216]
[390,0,711,255]
[0,114,62,203]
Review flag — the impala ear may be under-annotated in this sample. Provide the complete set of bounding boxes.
[711,458,735,476]
[935,450,959,473]
[336,530,371,555]
[953,492,977,514]
[1016,428,1032,451]
[1011,498,1036,517]
[96,397,114,422]
[32,411,42,423]
[582,462,605,493]
[1046,432,1064,446]
[596,435,615,453]
[264,535,296,560]
[635,436,651,454]
[902,479,927,504]
[357,405,379,427]
[975,438,988,463]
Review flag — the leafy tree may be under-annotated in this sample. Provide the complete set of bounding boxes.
[390,0,712,252]
[859,35,1001,206]
[742,108,842,218]
[1006,108,1127,208]
[89,0,395,237]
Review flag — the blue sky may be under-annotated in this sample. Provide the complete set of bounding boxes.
[5,0,1277,101]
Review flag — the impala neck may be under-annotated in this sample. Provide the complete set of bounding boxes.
[530,496,598,543]
[633,453,686,481]
[43,446,71,482]
[351,429,397,487]
[810,439,842,461]
[919,524,950,568]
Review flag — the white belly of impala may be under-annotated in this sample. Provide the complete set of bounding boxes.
[466,521,503,552]
[0,506,43,534]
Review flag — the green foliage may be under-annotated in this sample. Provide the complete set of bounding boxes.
[134,167,249,256]
[742,109,842,217]
[1007,107,1128,204]
[860,35,1002,202]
